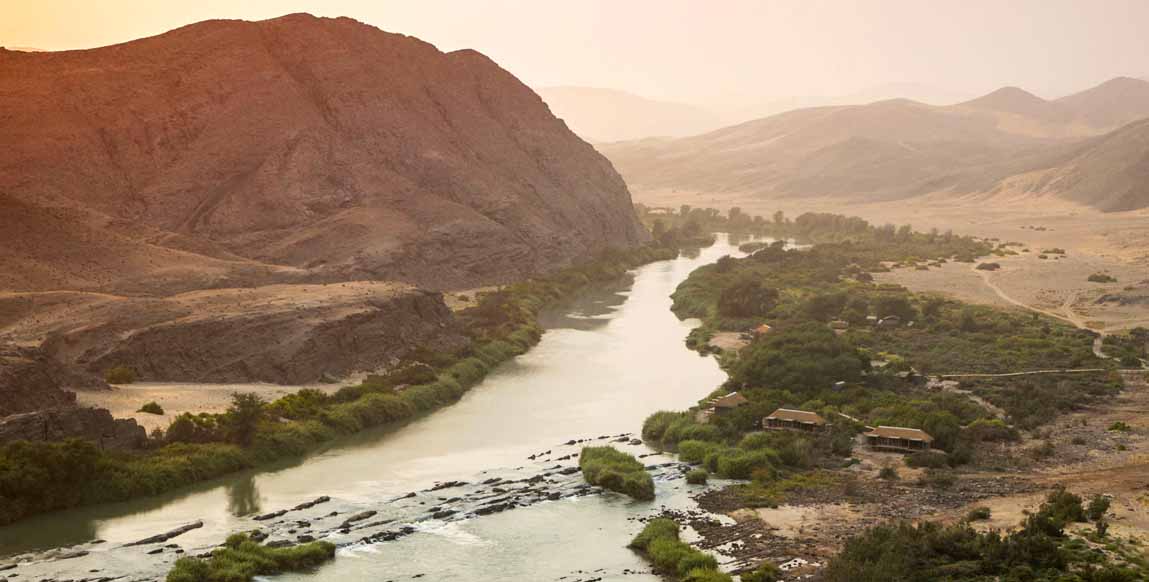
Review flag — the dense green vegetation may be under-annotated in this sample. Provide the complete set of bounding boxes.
[635,203,782,249]
[166,533,335,582]
[638,212,1119,510]
[668,212,1107,436]
[579,446,654,501]
[0,243,682,526]
[628,518,732,582]
[824,487,1146,581]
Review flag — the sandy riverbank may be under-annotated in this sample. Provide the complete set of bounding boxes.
[74,382,347,432]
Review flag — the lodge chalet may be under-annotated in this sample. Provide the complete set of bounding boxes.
[863,426,933,452]
[763,408,827,433]
[696,391,750,423]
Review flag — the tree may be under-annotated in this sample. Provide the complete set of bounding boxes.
[226,392,266,446]
[875,295,915,321]
[651,218,668,242]
[772,210,785,225]
[734,323,866,392]
[804,291,848,321]
[717,278,780,318]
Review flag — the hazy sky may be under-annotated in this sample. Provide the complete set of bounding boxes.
[4,0,1147,107]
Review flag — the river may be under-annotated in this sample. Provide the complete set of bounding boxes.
[1,234,758,581]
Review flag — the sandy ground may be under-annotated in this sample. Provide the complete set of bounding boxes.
[953,371,1149,540]
[75,382,346,432]
[708,331,750,352]
[635,188,1149,335]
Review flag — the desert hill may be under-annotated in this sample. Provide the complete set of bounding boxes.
[993,117,1149,211]
[1055,76,1149,132]
[0,14,648,396]
[535,86,723,142]
[602,78,1149,209]
[0,14,647,294]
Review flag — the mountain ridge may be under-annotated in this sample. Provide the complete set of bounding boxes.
[601,77,1149,211]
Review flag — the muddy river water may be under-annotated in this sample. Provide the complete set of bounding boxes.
[0,235,761,581]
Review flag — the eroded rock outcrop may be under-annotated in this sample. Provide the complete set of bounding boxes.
[0,346,105,417]
[0,407,146,450]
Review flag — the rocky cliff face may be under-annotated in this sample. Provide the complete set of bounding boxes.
[0,14,647,293]
[0,347,104,417]
[0,407,146,450]
[1,283,466,385]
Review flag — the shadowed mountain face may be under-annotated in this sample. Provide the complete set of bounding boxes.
[601,78,1149,210]
[0,13,647,294]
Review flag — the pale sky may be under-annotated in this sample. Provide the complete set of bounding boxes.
[3,0,1147,107]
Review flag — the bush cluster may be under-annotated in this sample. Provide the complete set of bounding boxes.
[628,518,732,582]
[579,446,655,501]
[166,533,335,582]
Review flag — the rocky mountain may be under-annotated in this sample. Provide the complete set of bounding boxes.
[536,86,723,142]
[0,14,647,295]
[601,78,1149,210]
[0,14,648,394]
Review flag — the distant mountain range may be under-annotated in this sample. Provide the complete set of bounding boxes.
[536,86,724,142]
[600,77,1149,211]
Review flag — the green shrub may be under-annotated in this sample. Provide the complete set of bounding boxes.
[1109,421,1131,432]
[629,518,679,550]
[683,568,733,582]
[686,469,709,485]
[1087,494,1111,522]
[579,446,654,501]
[138,401,165,415]
[966,506,991,521]
[905,450,948,468]
[642,411,685,442]
[878,466,899,481]
[1088,273,1118,283]
[715,449,776,479]
[678,440,722,464]
[741,562,782,582]
[628,518,729,581]
[165,533,335,582]
[267,389,330,420]
[105,366,138,385]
